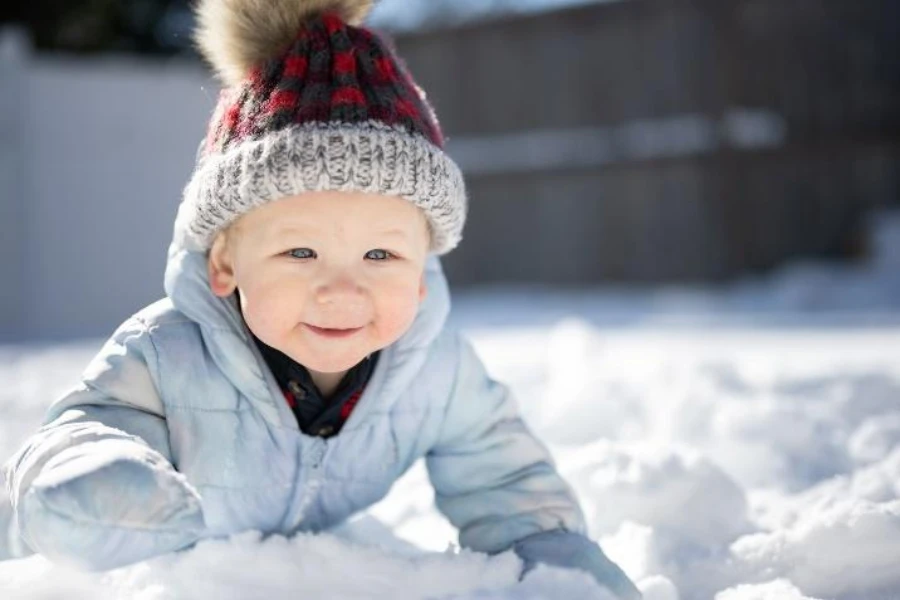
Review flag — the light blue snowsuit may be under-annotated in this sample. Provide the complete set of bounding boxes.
[3,221,640,599]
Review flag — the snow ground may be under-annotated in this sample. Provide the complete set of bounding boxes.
[1,211,899,600]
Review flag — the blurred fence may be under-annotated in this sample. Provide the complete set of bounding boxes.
[398,0,900,283]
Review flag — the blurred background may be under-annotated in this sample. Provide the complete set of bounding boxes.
[0,0,898,341]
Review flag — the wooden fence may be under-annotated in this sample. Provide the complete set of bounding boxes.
[394,0,900,283]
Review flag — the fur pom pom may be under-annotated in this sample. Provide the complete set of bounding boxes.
[195,0,374,86]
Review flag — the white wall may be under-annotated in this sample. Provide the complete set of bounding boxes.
[0,30,28,341]
[0,29,218,342]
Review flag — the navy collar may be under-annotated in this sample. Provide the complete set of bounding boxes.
[251,332,379,437]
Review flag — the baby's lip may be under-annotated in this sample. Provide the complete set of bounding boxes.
[304,324,364,338]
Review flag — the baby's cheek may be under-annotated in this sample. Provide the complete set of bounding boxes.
[374,289,421,344]
[240,303,276,342]
[242,288,300,342]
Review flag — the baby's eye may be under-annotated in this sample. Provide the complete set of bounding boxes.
[287,248,317,259]
[365,249,393,261]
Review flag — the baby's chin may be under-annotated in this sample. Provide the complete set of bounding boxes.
[283,345,373,374]
[304,355,368,374]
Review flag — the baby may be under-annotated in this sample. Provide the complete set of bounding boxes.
[3,1,639,597]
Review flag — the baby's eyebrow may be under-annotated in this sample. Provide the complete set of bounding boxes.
[267,224,413,242]
[269,224,317,238]
[376,228,413,238]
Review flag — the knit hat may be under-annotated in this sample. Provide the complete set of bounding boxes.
[181,0,466,254]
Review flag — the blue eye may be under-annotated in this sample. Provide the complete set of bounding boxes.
[365,249,392,261]
[288,248,317,259]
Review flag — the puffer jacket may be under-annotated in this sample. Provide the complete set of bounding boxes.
[3,213,586,571]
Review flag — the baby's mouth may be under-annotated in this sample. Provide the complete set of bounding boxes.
[304,324,364,339]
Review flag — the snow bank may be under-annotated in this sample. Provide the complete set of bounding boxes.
[563,443,751,547]
[0,530,628,600]
[730,500,900,598]
[715,579,823,600]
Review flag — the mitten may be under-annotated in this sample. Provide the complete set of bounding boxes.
[15,438,205,570]
[513,529,642,600]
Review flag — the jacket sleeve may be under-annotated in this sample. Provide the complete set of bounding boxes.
[2,317,205,571]
[425,334,587,555]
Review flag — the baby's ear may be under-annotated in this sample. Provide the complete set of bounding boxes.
[207,233,237,297]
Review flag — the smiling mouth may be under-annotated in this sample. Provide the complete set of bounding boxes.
[304,324,364,338]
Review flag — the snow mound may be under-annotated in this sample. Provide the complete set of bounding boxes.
[564,443,751,547]
[0,530,518,600]
[715,579,823,600]
[730,499,900,598]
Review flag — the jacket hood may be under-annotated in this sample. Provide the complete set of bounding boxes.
[163,200,452,425]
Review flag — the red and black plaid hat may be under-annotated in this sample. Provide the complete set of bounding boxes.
[179,0,466,254]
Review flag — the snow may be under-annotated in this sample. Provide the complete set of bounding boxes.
[1,210,899,599]
[714,579,823,600]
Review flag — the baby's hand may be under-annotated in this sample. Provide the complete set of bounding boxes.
[513,530,642,600]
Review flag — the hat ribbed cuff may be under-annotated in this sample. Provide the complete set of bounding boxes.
[181,121,466,254]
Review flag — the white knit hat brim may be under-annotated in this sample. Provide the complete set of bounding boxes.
[181,121,466,254]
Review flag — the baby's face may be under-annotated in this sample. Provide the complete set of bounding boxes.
[207,191,430,374]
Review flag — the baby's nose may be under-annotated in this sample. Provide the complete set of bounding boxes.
[314,276,366,306]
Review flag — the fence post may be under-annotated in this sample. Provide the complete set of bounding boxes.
[0,27,29,341]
